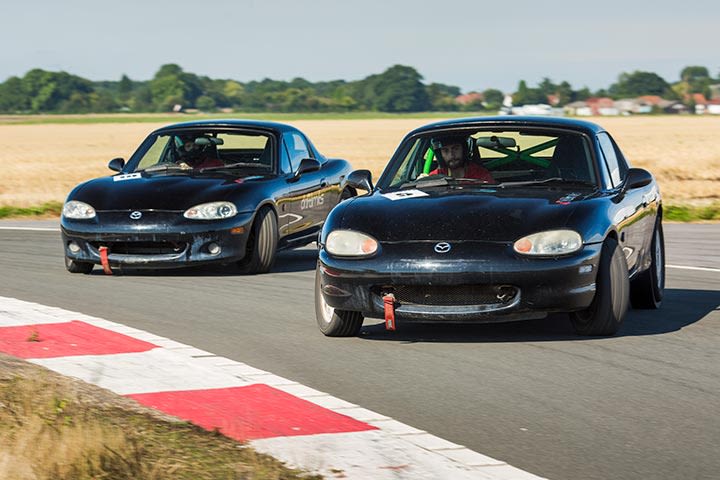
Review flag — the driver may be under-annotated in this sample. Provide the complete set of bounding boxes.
[177,135,224,169]
[428,135,494,182]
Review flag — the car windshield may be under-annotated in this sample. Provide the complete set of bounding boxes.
[128,129,274,175]
[381,129,597,191]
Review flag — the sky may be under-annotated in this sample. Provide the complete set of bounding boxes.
[1,0,717,93]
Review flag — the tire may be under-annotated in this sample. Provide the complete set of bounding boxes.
[236,207,278,275]
[630,221,665,309]
[315,267,363,337]
[570,237,629,336]
[65,256,94,274]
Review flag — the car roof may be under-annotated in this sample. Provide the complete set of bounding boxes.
[150,119,301,135]
[407,116,606,138]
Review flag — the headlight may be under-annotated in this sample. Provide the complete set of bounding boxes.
[62,200,96,219]
[183,202,238,220]
[514,230,582,256]
[326,230,378,257]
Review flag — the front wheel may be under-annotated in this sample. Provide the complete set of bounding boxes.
[630,221,665,309]
[315,267,363,337]
[570,237,629,336]
[65,256,93,274]
[236,207,278,275]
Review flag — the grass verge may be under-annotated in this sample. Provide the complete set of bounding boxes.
[664,203,720,222]
[0,202,63,219]
[0,354,321,480]
[1,201,718,222]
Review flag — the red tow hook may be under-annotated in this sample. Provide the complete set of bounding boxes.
[98,246,113,275]
[383,293,396,331]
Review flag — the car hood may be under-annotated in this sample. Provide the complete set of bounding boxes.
[340,188,596,242]
[70,173,263,211]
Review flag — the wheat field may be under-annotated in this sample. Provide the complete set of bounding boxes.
[0,116,718,206]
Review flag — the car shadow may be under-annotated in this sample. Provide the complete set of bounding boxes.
[86,247,318,277]
[270,248,318,273]
[357,288,719,343]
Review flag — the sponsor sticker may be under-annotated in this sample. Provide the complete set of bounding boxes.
[113,173,142,182]
[300,194,325,210]
[382,189,429,201]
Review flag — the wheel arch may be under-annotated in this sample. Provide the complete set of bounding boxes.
[255,200,279,223]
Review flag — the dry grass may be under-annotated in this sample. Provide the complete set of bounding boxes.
[591,117,720,202]
[0,354,320,480]
[0,116,718,206]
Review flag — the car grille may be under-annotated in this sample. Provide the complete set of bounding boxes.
[372,284,519,307]
[89,241,187,255]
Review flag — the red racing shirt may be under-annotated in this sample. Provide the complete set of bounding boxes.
[430,162,495,182]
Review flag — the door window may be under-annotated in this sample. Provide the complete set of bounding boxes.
[597,132,625,188]
[285,132,310,172]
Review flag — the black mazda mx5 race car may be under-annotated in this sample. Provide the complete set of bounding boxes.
[61,120,354,274]
[315,116,664,337]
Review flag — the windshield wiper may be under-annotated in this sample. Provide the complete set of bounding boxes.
[399,176,497,190]
[399,176,451,189]
[199,162,271,172]
[500,177,597,188]
[142,163,191,173]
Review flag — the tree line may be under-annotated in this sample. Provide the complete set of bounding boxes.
[0,64,716,114]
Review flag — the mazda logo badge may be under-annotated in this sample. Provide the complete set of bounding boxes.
[129,211,142,220]
[434,242,451,253]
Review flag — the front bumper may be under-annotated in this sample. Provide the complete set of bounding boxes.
[318,241,602,323]
[61,210,254,269]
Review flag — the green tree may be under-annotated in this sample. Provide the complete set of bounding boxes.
[594,88,610,98]
[117,74,133,102]
[482,89,504,110]
[514,80,529,104]
[130,86,153,111]
[681,66,709,82]
[683,66,712,97]
[367,65,430,112]
[62,92,92,112]
[118,74,132,95]
[427,83,460,111]
[575,87,592,101]
[149,64,203,111]
[0,76,29,112]
[89,91,118,112]
[17,69,94,112]
[556,81,574,105]
[609,71,675,98]
[223,80,245,107]
[196,95,216,111]
[537,77,557,97]
[513,80,546,105]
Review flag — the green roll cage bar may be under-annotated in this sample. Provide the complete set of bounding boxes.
[421,138,558,173]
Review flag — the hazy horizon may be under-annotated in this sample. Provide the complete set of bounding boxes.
[1,0,716,92]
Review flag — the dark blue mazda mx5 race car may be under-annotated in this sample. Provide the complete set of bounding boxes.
[61,120,354,274]
[315,117,664,337]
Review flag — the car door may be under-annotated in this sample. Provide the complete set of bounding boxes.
[597,132,647,272]
[282,131,330,239]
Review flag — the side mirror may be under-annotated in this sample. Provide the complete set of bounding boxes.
[292,158,321,180]
[621,167,652,193]
[346,169,373,193]
[108,157,125,172]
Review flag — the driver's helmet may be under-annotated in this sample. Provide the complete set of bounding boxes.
[177,134,202,161]
[430,134,472,166]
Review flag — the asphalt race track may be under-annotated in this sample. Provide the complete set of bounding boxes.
[1,221,718,480]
